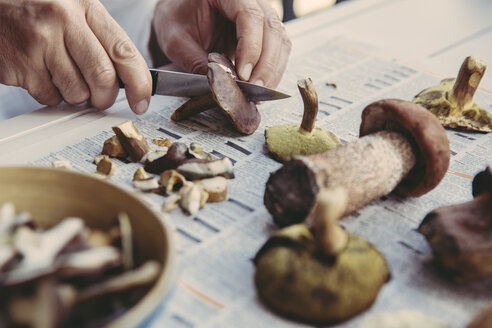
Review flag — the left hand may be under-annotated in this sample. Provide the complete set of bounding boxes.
[151,0,291,88]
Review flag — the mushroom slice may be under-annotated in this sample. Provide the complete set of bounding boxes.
[159,170,187,194]
[102,135,127,158]
[133,177,160,192]
[118,213,133,271]
[76,261,161,303]
[265,78,341,162]
[58,246,122,278]
[112,121,150,161]
[177,157,234,180]
[196,176,228,203]
[414,56,492,132]
[144,142,189,174]
[207,61,261,135]
[133,167,148,181]
[187,142,217,161]
[179,183,203,215]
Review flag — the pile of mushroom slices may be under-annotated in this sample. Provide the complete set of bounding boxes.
[0,203,160,328]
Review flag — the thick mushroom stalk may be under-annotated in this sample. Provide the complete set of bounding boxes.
[313,188,348,255]
[254,187,390,324]
[265,78,341,162]
[265,99,450,227]
[414,55,492,132]
[418,166,492,282]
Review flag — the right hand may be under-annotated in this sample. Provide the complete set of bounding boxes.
[0,0,152,114]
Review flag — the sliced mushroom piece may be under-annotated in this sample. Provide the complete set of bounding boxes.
[96,156,116,176]
[5,218,86,286]
[187,142,217,161]
[133,177,160,192]
[152,137,173,148]
[144,150,167,164]
[102,135,127,158]
[161,194,182,213]
[265,78,341,162]
[112,121,150,161]
[117,213,133,271]
[208,61,261,134]
[196,176,228,202]
[418,165,492,282]
[177,157,234,180]
[133,167,148,181]
[58,246,122,279]
[414,55,491,132]
[0,245,19,272]
[179,183,202,215]
[159,170,187,194]
[144,142,190,174]
[76,261,161,303]
[51,160,73,170]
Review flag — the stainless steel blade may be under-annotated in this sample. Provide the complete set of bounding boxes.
[150,69,290,102]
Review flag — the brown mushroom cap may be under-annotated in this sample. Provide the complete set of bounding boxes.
[359,99,450,197]
[207,62,261,135]
[472,166,492,197]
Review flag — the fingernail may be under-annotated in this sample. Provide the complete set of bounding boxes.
[135,99,148,114]
[239,63,253,81]
[253,80,264,87]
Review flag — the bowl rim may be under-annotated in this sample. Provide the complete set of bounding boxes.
[0,166,177,328]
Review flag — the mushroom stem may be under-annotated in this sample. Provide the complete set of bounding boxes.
[298,78,318,133]
[450,55,486,112]
[313,188,349,256]
[265,130,415,226]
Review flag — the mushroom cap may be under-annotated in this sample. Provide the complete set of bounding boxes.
[207,62,261,135]
[413,78,492,132]
[360,99,450,197]
[254,224,389,324]
[265,123,341,162]
[472,165,492,197]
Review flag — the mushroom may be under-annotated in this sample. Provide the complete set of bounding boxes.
[254,188,389,324]
[264,99,450,227]
[152,137,173,148]
[179,183,205,215]
[468,302,492,328]
[159,169,187,194]
[170,53,261,134]
[96,156,116,176]
[177,157,234,180]
[187,142,217,161]
[112,121,150,161]
[170,53,237,122]
[144,142,190,174]
[265,78,341,162]
[195,176,228,203]
[132,167,148,181]
[132,177,160,192]
[418,165,492,282]
[102,135,127,158]
[51,160,72,170]
[414,55,492,132]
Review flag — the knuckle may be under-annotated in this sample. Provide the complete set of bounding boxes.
[28,85,60,106]
[243,6,265,22]
[112,38,138,61]
[90,65,116,88]
[266,17,283,32]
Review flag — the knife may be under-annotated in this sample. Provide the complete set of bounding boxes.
[120,69,290,102]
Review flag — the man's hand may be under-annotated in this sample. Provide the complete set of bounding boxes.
[152,0,291,88]
[0,0,152,114]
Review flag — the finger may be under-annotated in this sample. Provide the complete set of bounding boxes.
[86,1,152,114]
[65,21,119,111]
[214,0,265,81]
[24,68,62,107]
[159,28,209,74]
[249,0,290,88]
[45,45,90,105]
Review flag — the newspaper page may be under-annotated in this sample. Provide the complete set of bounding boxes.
[0,33,491,328]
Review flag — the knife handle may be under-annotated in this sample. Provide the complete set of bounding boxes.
[118,70,158,96]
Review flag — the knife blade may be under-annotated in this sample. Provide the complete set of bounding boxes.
[148,69,290,102]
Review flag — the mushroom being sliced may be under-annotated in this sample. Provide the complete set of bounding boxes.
[414,55,492,132]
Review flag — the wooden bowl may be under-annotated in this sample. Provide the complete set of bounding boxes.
[0,166,176,327]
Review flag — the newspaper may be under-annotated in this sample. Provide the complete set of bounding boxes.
[0,33,491,328]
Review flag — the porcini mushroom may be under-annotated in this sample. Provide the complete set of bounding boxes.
[112,121,150,161]
[265,78,341,162]
[254,188,389,324]
[418,165,492,282]
[144,142,189,174]
[264,99,450,226]
[414,55,492,132]
[170,53,261,134]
